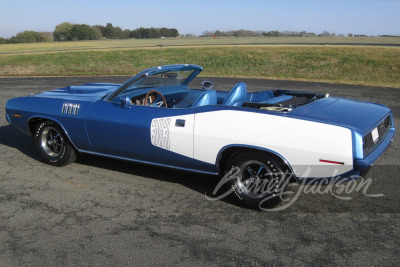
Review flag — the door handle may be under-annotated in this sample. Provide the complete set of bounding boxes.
[175,119,185,127]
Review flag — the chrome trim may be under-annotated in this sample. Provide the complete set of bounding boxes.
[62,103,80,115]
[6,114,11,124]
[67,104,72,114]
[78,150,219,176]
[61,103,67,113]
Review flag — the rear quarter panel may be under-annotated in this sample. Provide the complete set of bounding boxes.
[193,109,353,178]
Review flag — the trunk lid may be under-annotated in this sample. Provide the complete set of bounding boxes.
[290,97,391,133]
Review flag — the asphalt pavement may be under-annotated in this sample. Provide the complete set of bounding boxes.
[0,76,399,266]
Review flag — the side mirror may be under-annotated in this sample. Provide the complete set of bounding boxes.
[120,96,131,107]
[202,81,213,90]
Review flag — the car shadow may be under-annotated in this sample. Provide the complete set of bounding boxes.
[0,124,232,205]
[0,124,41,161]
[76,153,230,201]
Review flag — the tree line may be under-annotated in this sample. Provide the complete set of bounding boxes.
[0,22,180,44]
[201,30,335,37]
[200,29,399,38]
[53,22,179,41]
[1,25,398,44]
[0,31,53,44]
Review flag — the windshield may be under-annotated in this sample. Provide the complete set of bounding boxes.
[105,64,203,102]
[126,70,194,90]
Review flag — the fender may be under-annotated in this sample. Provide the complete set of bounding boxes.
[27,115,79,151]
[216,144,297,180]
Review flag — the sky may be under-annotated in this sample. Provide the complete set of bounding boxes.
[0,0,399,38]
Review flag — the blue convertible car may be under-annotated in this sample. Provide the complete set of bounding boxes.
[5,64,395,208]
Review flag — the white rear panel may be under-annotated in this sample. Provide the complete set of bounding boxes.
[193,110,353,178]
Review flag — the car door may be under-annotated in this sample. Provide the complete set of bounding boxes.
[85,100,195,170]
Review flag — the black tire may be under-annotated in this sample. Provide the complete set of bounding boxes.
[34,120,77,166]
[225,152,289,210]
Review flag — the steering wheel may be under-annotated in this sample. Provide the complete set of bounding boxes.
[143,90,168,108]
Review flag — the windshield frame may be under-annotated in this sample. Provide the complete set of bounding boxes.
[105,64,203,102]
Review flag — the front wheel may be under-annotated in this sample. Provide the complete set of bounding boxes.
[34,121,77,166]
[225,152,290,210]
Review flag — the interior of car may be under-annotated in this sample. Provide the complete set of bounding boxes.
[116,80,322,111]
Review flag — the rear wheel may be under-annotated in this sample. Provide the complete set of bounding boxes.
[225,152,289,209]
[34,121,77,166]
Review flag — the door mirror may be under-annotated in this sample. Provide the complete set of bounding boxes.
[202,81,213,90]
[120,96,131,107]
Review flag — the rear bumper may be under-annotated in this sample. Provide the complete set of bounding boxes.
[5,113,11,124]
[355,127,395,171]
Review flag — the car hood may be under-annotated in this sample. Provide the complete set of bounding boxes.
[290,97,391,133]
[33,83,121,101]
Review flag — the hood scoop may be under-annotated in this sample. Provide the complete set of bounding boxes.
[66,85,110,94]
[34,83,122,101]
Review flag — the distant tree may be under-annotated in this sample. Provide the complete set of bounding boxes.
[129,27,178,39]
[69,24,97,40]
[0,37,6,44]
[7,31,47,43]
[122,29,131,38]
[263,31,281,37]
[160,27,170,37]
[319,31,331,36]
[202,29,263,37]
[140,27,151,38]
[166,28,179,37]
[91,26,104,40]
[201,31,214,37]
[299,31,308,37]
[233,30,243,37]
[101,23,130,39]
[53,22,74,41]
[130,28,142,38]
[95,25,106,37]
[39,32,53,42]
[103,23,115,38]
[149,27,161,38]
[262,30,320,37]
[52,22,179,41]
[380,35,400,37]
[111,26,125,39]
[233,30,262,37]
[214,30,224,37]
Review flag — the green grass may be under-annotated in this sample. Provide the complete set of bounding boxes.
[1,37,400,54]
[0,38,399,88]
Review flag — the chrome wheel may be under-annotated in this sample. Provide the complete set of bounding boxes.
[40,126,64,157]
[34,120,77,166]
[225,151,288,209]
[236,160,278,199]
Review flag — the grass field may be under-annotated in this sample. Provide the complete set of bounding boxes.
[1,37,400,54]
[1,37,400,88]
